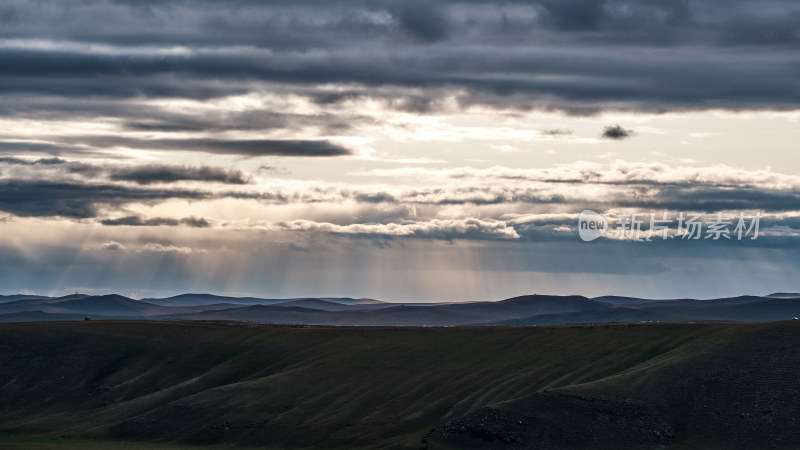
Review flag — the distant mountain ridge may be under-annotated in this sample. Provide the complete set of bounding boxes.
[766,292,800,298]
[0,294,194,317]
[0,294,50,304]
[0,292,799,325]
[142,293,385,307]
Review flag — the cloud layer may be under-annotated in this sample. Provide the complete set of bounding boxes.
[0,0,799,120]
[1,0,799,299]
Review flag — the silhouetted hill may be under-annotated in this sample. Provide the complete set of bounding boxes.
[177,303,477,326]
[143,293,385,308]
[47,293,92,302]
[0,294,192,317]
[592,295,663,305]
[322,297,385,305]
[2,292,799,326]
[0,294,50,304]
[485,297,800,325]
[272,298,380,311]
[766,292,800,298]
[141,293,281,307]
[171,295,608,326]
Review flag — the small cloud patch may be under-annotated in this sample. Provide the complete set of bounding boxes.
[100,215,210,228]
[541,128,574,137]
[141,243,197,254]
[601,124,635,140]
[101,241,126,251]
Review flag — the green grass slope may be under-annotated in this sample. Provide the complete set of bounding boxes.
[0,321,798,448]
[432,320,800,449]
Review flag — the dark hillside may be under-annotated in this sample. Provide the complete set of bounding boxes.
[0,321,798,448]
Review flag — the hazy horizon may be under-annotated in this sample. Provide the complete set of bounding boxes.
[4,289,798,304]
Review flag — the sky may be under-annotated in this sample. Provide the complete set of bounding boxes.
[1,0,799,301]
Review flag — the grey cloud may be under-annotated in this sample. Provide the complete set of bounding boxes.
[0,181,208,218]
[273,218,520,241]
[122,122,206,133]
[0,95,356,138]
[541,128,573,136]
[508,215,800,250]
[0,140,75,153]
[768,217,800,230]
[393,3,450,43]
[0,157,67,165]
[119,110,355,133]
[0,155,105,178]
[2,0,796,48]
[5,175,798,223]
[264,212,800,248]
[0,45,797,115]
[621,186,800,213]
[58,136,351,157]
[0,158,252,185]
[601,124,634,140]
[0,0,798,115]
[342,176,800,213]
[0,135,351,158]
[108,165,249,185]
[100,215,210,227]
[141,243,196,254]
[4,156,800,226]
[180,216,212,228]
[101,241,126,251]
[100,215,182,226]
[539,0,606,32]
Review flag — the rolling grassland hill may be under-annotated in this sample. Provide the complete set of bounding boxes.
[0,320,798,448]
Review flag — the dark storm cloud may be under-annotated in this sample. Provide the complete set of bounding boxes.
[100,215,210,227]
[539,0,606,32]
[393,3,450,43]
[119,111,356,133]
[620,186,800,213]
[0,135,349,158]
[108,165,249,185]
[0,95,356,135]
[51,136,351,157]
[0,45,798,115]
[3,0,797,48]
[0,181,208,218]
[0,75,250,101]
[0,158,252,185]
[0,0,797,115]
[0,141,75,153]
